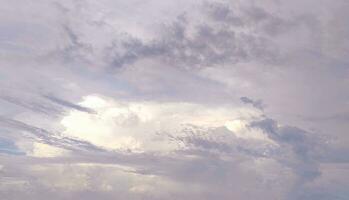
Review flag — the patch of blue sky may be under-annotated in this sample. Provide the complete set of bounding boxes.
[0,137,25,155]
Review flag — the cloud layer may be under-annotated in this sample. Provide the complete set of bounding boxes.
[0,0,348,199]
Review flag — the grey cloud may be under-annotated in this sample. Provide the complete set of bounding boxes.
[0,116,104,153]
[0,114,345,200]
[54,1,284,70]
[1,0,349,199]
[0,95,61,116]
[55,24,94,64]
[240,96,264,110]
[0,93,95,121]
[43,94,96,114]
[249,118,322,186]
[166,126,236,154]
[100,1,316,70]
[106,14,278,69]
[304,112,349,122]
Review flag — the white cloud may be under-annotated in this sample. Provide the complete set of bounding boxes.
[61,95,262,151]
[30,142,68,158]
[225,119,273,142]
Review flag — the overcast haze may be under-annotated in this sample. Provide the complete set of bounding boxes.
[0,0,349,199]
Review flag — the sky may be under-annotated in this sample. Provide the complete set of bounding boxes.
[0,0,349,199]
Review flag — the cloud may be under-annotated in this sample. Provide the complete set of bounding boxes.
[0,95,61,116]
[0,0,349,199]
[240,96,264,110]
[0,116,105,153]
[43,94,96,114]
[60,94,261,151]
[0,94,341,200]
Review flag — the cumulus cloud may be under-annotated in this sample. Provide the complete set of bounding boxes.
[0,94,343,199]
[60,94,261,151]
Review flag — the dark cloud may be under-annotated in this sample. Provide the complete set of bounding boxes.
[249,117,322,191]
[52,1,285,70]
[240,96,264,110]
[43,94,96,114]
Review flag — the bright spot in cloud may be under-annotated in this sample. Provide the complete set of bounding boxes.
[61,95,262,151]
[225,120,273,142]
[30,142,68,158]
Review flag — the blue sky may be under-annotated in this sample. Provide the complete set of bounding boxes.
[0,0,349,199]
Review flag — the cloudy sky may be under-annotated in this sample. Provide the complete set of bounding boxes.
[0,0,349,199]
